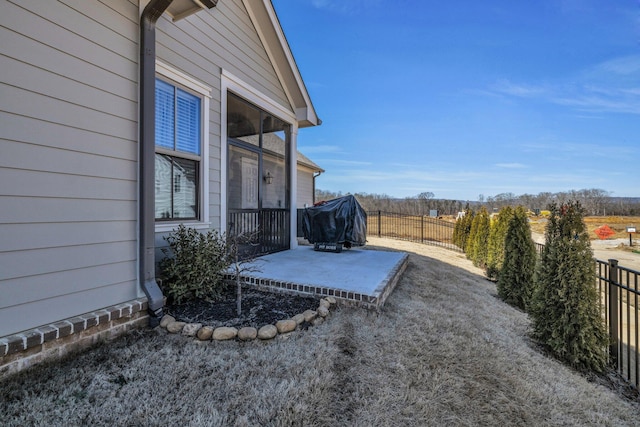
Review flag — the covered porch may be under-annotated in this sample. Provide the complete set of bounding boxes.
[232,246,409,310]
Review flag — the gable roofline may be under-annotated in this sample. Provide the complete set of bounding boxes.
[242,0,320,128]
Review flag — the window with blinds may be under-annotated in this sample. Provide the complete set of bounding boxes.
[154,78,201,221]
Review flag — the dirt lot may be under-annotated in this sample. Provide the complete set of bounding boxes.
[529,215,640,272]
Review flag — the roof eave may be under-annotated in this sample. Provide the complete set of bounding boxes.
[242,0,320,128]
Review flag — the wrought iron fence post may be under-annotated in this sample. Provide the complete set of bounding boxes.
[608,258,619,366]
[378,210,381,238]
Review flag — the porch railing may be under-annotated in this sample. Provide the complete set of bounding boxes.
[228,209,289,257]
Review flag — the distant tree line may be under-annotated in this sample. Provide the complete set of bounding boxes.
[315,188,640,216]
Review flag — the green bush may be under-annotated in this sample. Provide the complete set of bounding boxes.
[467,207,490,268]
[159,224,230,304]
[530,202,608,372]
[453,205,474,250]
[485,206,514,280]
[497,206,536,310]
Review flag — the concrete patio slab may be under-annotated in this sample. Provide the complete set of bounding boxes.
[232,246,409,309]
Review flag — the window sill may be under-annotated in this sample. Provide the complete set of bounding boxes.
[155,221,211,233]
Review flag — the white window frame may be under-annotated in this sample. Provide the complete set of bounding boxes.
[155,61,211,232]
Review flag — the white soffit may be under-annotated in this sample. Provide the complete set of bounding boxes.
[166,0,217,21]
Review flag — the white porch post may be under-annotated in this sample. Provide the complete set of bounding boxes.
[290,124,299,249]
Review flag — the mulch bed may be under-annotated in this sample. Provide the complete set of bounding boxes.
[164,284,320,329]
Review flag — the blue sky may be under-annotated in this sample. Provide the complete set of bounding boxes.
[272,0,639,201]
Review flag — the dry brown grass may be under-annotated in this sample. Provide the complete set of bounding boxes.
[1,238,639,426]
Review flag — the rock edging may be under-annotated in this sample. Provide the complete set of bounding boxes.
[159,296,337,342]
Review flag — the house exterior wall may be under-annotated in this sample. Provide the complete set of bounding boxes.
[154,0,290,232]
[1,0,301,339]
[297,167,316,208]
[0,0,141,338]
[153,0,293,254]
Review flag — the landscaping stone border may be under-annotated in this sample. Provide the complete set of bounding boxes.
[159,297,337,341]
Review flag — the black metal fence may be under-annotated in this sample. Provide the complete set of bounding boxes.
[518,241,639,389]
[367,211,462,252]
[375,215,639,389]
[597,259,639,388]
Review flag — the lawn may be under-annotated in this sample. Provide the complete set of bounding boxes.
[1,238,639,426]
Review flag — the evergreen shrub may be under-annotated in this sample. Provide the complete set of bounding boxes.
[159,224,230,304]
[485,206,514,280]
[530,202,608,372]
[467,207,490,268]
[497,206,536,310]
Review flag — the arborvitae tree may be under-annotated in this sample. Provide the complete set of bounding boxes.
[453,214,464,248]
[497,206,536,310]
[467,207,490,267]
[454,206,474,250]
[530,201,608,373]
[465,208,479,258]
[485,206,514,280]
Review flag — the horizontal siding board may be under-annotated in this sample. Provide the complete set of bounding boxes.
[0,168,135,200]
[0,197,136,224]
[0,280,139,337]
[1,2,137,81]
[218,1,289,107]
[213,4,279,78]
[0,261,136,309]
[25,0,138,47]
[2,56,137,122]
[60,0,138,41]
[0,113,136,161]
[0,84,137,141]
[0,139,136,181]
[0,241,136,281]
[157,1,289,110]
[297,170,314,208]
[97,0,138,23]
[0,221,135,253]
[0,26,137,102]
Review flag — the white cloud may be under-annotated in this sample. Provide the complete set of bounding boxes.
[590,55,640,76]
[485,54,640,115]
[495,163,527,169]
[490,80,548,98]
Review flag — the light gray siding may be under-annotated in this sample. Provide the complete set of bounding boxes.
[0,0,140,337]
[297,168,315,208]
[154,0,290,234]
[0,0,296,338]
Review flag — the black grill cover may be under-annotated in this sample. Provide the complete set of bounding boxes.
[302,195,367,247]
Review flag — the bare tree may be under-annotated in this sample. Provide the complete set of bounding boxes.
[225,231,264,316]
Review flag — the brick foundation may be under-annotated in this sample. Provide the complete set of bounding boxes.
[0,299,149,379]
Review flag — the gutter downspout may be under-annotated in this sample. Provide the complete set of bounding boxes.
[312,171,323,205]
[139,0,173,327]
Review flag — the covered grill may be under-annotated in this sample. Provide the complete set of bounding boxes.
[302,195,367,252]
